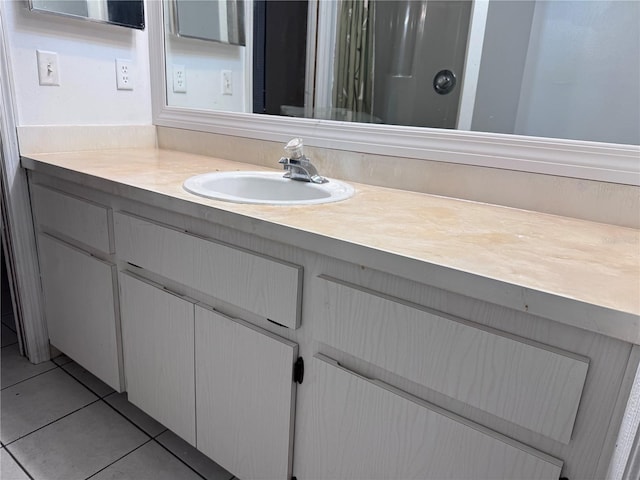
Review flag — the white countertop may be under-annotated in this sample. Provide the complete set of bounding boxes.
[22,148,640,344]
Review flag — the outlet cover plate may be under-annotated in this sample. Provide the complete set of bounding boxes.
[173,65,187,93]
[116,59,133,90]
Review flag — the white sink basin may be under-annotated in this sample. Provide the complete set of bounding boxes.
[183,171,354,205]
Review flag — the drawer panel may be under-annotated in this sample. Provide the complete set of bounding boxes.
[295,354,563,479]
[114,212,302,329]
[315,275,589,444]
[38,234,121,391]
[31,184,111,253]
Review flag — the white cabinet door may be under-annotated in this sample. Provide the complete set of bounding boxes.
[295,354,563,480]
[38,234,121,391]
[195,305,298,480]
[119,272,196,445]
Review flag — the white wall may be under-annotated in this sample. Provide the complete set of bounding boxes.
[2,0,152,126]
[515,0,640,145]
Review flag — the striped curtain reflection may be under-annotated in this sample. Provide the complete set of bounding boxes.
[333,0,376,116]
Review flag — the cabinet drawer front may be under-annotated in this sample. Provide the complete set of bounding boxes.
[119,272,196,445]
[296,355,562,480]
[195,305,298,480]
[38,234,121,391]
[32,184,111,253]
[315,276,589,444]
[114,212,302,329]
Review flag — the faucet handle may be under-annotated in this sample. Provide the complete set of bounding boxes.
[279,138,327,183]
[284,137,305,160]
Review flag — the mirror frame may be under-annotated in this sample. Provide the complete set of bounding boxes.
[148,1,639,186]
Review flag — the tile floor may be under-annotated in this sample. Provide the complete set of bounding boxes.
[0,312,237,480]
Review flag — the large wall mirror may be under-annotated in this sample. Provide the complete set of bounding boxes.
[151,0,639,184]
[29,0,145,29]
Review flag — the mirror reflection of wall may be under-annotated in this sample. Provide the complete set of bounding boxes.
[169,0,246,45]
[163,0,640,146]
[29,0,144,29]
[473,0,639,145]
[164,0,250,112]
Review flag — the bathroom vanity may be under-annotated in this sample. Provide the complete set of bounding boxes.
[22,148,639,480]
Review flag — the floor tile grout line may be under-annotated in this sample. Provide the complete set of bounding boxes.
[2,442,35,480]
[152,437,211,480]
[3,398,101,448]
[70,394,211,480]
[100,394,158,440]
[58,363,114,399]
[3,353,230,480]
[83,438,154,480]
[153,428,169,439]
[4,381,160,478]
[0,363,60,391]
[51,357,73,367]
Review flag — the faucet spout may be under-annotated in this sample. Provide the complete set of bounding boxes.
[279,138,328,184]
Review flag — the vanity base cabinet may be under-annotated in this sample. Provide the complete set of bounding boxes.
[38,233,121,391]
[195,305,298,480]
[118,272,196,445]
[22,170,638,479]
[31,182,122,391]
[295,354,563,480]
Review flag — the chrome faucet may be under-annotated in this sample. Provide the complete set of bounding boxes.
[278,138,328,184]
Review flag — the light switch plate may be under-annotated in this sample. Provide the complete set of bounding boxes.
[36,50,60,86]
[222,70,232,95]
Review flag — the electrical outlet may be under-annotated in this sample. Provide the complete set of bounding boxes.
[173,65,187,93]
[116,59,133,90]
[222,70,233,95]
[36,50,60,86]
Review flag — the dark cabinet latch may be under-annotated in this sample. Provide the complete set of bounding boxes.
[293,357,304,384]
